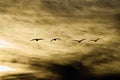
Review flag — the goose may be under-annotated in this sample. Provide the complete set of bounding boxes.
[72,39,86,43]
[31,38,44,41]
[50,38,61,42]
[90,38,102,42]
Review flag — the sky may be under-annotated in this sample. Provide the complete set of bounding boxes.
[0,0,120,80]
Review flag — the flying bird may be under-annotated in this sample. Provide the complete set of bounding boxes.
[72,39,86,43]
[50,38,61,42]
[30,38,44,41]
[90,38,102,42]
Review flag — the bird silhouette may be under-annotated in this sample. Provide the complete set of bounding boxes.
[50,38,61,42]
[31,38,44,41]
[90,38,102,42]
[72,39,86,43]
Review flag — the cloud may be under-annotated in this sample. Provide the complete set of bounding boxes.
[41,0,120,16]
[0,0,120,80]
[0,0,119,17]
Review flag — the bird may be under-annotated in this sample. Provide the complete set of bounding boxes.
[30,38,44,41]
[90,38,102,42]
[72,39,86,43]
[50,38,61,42]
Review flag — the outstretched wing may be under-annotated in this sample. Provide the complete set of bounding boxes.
[90,40,95,41]
[38,38,44,40]
[80,39,86,41]
[96,38,102,40]
[56,38,61,40]
[50,39,54,42]
[72,40,79,42]
[30,39,36,41]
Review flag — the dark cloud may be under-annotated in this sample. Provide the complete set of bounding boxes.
[0,0,120,17]
[81,47,119,65]
[114,14,120,34]
[41,0,120,17]
[2,58,120,80]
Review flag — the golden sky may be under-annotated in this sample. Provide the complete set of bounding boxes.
[0,0,120,80]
